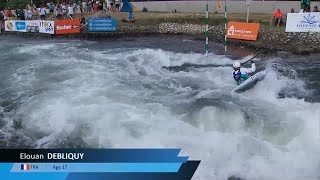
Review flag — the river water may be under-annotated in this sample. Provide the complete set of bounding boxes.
[0,36,320,180]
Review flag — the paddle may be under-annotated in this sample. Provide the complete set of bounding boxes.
[240,54,259,66]
[162,51,266,71]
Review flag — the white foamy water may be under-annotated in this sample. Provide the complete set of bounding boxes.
[1,41,320,180]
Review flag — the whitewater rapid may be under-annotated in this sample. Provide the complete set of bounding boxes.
[0,39,320,180]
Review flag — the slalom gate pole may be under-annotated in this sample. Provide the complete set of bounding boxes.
[205,0,209,57]
[224,0,227,52]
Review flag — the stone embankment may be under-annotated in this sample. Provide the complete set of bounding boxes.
[2,22,319,54]
[158,22,320,54]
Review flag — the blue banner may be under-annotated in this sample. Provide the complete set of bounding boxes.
[0,149,200,180]
[88,18,117,32]
[9,163,182,172]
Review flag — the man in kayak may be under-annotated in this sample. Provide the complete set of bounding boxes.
[232,60,256,85]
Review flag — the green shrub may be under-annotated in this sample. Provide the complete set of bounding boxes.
[5,0,43,9]
[5,0,29,9]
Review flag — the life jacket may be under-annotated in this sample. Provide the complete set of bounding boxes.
[233,70,249,85]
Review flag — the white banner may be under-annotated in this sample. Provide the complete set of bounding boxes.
[5,20,17,32]
[5,20,54,34]
[5,20,28,32]
[286,12,320,32]
[26,20,40,33]
[39,20,54,34]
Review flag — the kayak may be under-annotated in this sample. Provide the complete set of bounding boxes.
[232,71,266,93]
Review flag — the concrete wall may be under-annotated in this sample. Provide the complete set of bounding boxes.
[132,1,320,14]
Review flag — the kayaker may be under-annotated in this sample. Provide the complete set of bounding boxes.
[232,60,256,85]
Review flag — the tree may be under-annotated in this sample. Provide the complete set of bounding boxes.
[0,0,5,10]
[5,0,43,9]
[5,0,29,9]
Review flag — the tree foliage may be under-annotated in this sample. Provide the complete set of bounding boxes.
[5,0,44,9]
[6,0,28,9]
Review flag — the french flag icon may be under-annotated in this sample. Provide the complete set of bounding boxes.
[21,164,30,171]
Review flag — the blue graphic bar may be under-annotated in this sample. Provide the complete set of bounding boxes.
[88,18,117,32]
[10,163,182,173]
[0,149,188,163]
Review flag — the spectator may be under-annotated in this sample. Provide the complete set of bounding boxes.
[56,3,63,20]
[91,0,95,13]
[67,4,75,19]
[0,11,4,31]
[290,8,294,13]
[93,2,98,13]
[32,5,39,20]
[39,4,47,20]
[18,8,25,20]
[25,4,31,11]
[115,0,120,12]
[313,6,319,12]
[80,15,86,26]
[80,1,83,14]
[87,0,92,13]
[15,8,20,19]
[74,2,78,13]
[48,2,55,18]
[62,3,67,19]
[271,8,283,27]
[5,10,13,20]
[305,6,311,12]
[110,0,114,12]
[2,11,7,21]
[27,8,33,20]
[128,12,134,22]
[82,1,87,13]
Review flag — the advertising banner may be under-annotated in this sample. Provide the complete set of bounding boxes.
[5,20,28,32]
[286,12,320,32]
[5,20,16,32]
[88,18,117,32]
[226,21,260,41]
[26,20,40,33]
[39,20,54,34]
[15,21,27,32]
[55,20,80,34]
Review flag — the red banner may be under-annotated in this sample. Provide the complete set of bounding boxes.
[55,20,80,35]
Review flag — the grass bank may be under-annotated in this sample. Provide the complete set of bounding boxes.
[79,12,285,31]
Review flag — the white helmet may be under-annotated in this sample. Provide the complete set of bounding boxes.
[233,62,241,69]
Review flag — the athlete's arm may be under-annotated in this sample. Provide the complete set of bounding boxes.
[241,63,256,74]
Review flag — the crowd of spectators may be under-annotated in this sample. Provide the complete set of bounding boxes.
[271,5,320,27]
[0,0,105,22]
[0,0,137,30]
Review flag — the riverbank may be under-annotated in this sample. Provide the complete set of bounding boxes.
[1,12,318,55]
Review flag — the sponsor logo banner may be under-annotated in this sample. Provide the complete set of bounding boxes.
[226,21,260,41]
[15,21,26,31]
[39,20,54,34]
[5,20,54,33]
[286,12,320,32]
[5,21,16,31]
[5,21,28,32]
[55,20,80,34]
[26,20,40,33]
[88,18,117,32]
